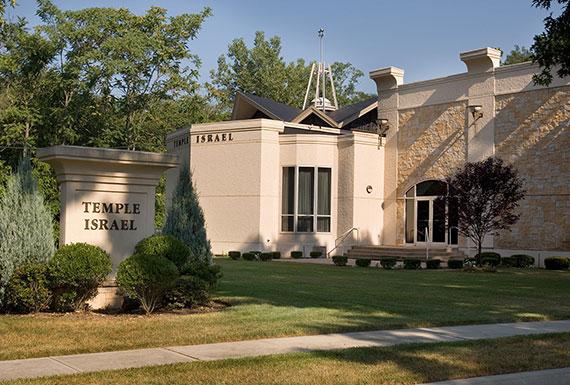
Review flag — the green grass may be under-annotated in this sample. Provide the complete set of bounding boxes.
[1,259,569,360]
[4,333,570,385]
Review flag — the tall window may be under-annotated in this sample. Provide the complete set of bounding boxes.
[281,166,331,233]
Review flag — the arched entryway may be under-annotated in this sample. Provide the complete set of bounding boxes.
[404,180,458,246]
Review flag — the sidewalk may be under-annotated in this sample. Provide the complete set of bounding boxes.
[1,320,569,382]
[419,367,570,385]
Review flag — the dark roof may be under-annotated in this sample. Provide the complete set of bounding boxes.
[239,92,301,121]
[326,97,378,123]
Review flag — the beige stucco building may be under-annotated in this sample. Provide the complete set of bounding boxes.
[167,47,570,261]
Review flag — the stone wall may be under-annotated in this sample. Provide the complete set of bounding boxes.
[395,101,468,244]
[494,86,570,251]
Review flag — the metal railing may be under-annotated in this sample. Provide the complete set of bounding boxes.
[327,227,359,258]
[425,226,430,260]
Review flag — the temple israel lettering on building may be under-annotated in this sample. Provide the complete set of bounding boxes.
[82,201,141,231]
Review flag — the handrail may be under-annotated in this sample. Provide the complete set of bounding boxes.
[425,226,430,260]
[327,227,359,258]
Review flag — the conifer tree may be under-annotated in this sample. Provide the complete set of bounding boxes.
[0,157,55,303]
[163,161,212,263]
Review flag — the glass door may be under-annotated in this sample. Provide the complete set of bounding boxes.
[415,198,447,245]
[416,199,430,243]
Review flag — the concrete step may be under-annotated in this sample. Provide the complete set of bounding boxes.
[346,245,466,260]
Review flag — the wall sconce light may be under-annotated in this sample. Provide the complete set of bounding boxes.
[377,118,390,136]
[469,105,483,120]
[366,185,373,194]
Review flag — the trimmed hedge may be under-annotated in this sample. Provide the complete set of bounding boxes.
[179,260,222,289]
[448,259,464,269]
[379,257,397,270]
[291,251,303,259]
[310,251,322,259]
[511,254,535,268]
[332,255,348,266]
[355,258,371,267]
[134,234,191,269]
[272,251,281,259]
[403,259,422,270]
[260,252,273,261]
[49,243,112,312]
[228,251,241,260]
[544,257,570,270]
[242,252,256,261]
[426,259,442,269]
[475,252,501,267]
[163,275,208,310]
[4,263,51,313]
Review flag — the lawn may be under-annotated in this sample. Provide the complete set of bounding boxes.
[4,333,570,385]
[1,259,569,360]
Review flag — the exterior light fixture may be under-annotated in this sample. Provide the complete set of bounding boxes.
[366,185,373,194]
[377,118,389,136]
[469,105,483,119]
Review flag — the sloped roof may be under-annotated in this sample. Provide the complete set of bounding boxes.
[232,92,301,121]
[327,97,378,124]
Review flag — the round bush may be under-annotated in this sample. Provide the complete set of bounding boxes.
[355,258,371,267]
[291,251,303,259]
[134,235,191,269]
[4,263,51,313]
[380,257,397,270]
[249,251,261,258]
[544,257,570,270]
[49,243,112,311]
[179,260,222,289]
[501,256,515,267]
[310,251,322,259]
[242,252,256,261]
[511,254,535,268]
[163,275,208,309]
[475,252,501,267]
[447,259,464,269]
[272,251,281,259]
[426,259,441,269]
[116,253,179,314]
[403,259,422,270]
[332,255,348,266]
[260,252,273,261]
[228,251,241,260]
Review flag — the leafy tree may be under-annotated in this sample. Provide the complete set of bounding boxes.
[438,157,525,261]
[0,157,55,305]
[502,45,532,65]
[531,0,570,85]
[163,161,212,263]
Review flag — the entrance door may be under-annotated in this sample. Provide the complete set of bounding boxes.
[415,198,447,245]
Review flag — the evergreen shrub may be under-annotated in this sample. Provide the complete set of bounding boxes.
[4,263,51,313]
[544,257,570,270]
[134,234,190,269]
[163,275,208,309]
[332,255,348,266]
[448,259,464,269]
[510,254,535,268]
[260,252,273,261]
[179,259,222,289]
[476,252,501,267]
[310,251,322,258]
[426,259,442,269]
[272,251,281,259]
[228,251,241,260]
[355,258,371,267]
[403,259,422,270]
[242,252,256,261]
[380,257,397,269]
[291,251,303,259]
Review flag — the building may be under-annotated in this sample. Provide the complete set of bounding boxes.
[166,47,570,260]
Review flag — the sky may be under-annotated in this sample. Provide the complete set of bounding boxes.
[6,0,561,94]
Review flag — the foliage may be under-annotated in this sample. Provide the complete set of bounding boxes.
[134,234,191,270]
[403,259,422,270]
[531,0,570,85]
[510,254,536,268]
[207,31,373,114]
[271,252,281,259]
[163,275,208,309]
[242,252,256,261]
[49,243,112,311]
[259,252,273,261]
[0,157,54,305]
[290,251,303,259]
[426,259,442,269]
[179,259,222,289]
[544,257,570,270]
[380,257,397,269]
[116,252,178,314]
[163,161,212,263]
[4,262,51,313]
[309,251,322,258]
[332,255,348,266]
[438,157,525,261]
[355,258,371,267]
[476,252,502,267]
[228,251,241,260]
[447,259,464,269]
[502,45,532,65]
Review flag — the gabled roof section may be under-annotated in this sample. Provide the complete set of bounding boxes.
[291,106,340,128]
[327,97,378,128]
[231,92,301,121]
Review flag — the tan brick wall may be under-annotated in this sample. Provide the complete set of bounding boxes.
[395,101,468,244]
[495,86,570,251]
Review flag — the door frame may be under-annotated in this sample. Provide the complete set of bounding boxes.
[414,197,447,246]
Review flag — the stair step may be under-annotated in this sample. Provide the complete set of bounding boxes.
[345,245,466,260]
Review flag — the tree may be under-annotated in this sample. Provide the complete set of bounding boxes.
[502,45,532,65]
[531,0,570,85]
[0,157,55,305]
[438,157,525,261]
[163,161,212,263]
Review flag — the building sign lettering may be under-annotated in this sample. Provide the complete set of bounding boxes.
[82,201,140,231]
[195,133,234,144]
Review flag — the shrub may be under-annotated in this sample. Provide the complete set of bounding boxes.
[134,235,190,269]
[291,251,303,259]
[475,252,501,266]
[544,257,570,270]
[163,275,208,309]
[272,251,281,259]
[179,260,222,289]
[355,258,371,267]
[242,252,256,261]
[116,253,179,314]
[4,263,51,313]
[448,259,464,269]
[332,255,348,266]
[426,259,442,269]
[260,252,273,261]
[228,251,241,260]
[380,257,397,270]
[49,243,112,311]
[403,259,422,270]
[249,251,262,258]
[501,257,515,267]
[310,251,322,259]
[511,254,535,268]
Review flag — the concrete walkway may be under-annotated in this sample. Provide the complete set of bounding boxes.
[419,367,570,385]
[1,320,570,382]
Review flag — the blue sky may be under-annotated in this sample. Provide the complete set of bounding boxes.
[7,0,559,94]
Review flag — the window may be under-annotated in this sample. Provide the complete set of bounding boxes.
[281,166,332,233]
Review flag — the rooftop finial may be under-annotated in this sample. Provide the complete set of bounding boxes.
[303,28,338,112]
